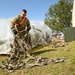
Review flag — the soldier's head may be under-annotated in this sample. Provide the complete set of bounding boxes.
[20,9,27,17]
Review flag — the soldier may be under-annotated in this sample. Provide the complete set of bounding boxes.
[10,9,31,58]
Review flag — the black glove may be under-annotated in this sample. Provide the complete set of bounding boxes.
[27,25,31,31]
[11,28,17,35]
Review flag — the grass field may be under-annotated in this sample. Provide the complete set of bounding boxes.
[0,41,75,75]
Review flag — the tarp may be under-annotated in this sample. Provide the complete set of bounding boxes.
[0,23,52,54]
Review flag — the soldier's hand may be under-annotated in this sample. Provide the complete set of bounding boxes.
[11,28,18,35]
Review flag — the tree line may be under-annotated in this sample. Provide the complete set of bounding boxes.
[44,0,73,32]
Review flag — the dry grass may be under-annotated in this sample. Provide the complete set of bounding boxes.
[0,40,75,75]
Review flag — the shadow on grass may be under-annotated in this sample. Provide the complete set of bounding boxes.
[32,48,57,56]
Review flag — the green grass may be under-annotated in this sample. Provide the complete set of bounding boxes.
[0,41,75,75]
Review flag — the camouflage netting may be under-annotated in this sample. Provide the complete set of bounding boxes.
[0,24,69,73]
[0,56,68,73]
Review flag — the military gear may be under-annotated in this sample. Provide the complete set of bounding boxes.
[18,16,25,26]
[10,15,31,37]
[10,15,30,32]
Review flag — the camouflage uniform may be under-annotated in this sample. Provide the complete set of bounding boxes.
[10,15,31,58]
[10,15,30,31]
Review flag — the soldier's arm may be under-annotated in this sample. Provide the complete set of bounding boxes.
[10,16,19,29]
[27,19,31,31]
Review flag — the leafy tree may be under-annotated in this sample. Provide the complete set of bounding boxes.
[44,0,73,31]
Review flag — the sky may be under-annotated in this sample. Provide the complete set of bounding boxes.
[0,0,59,39]
[0,0,58,20]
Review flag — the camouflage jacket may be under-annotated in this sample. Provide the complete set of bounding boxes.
[10,15,30,31]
